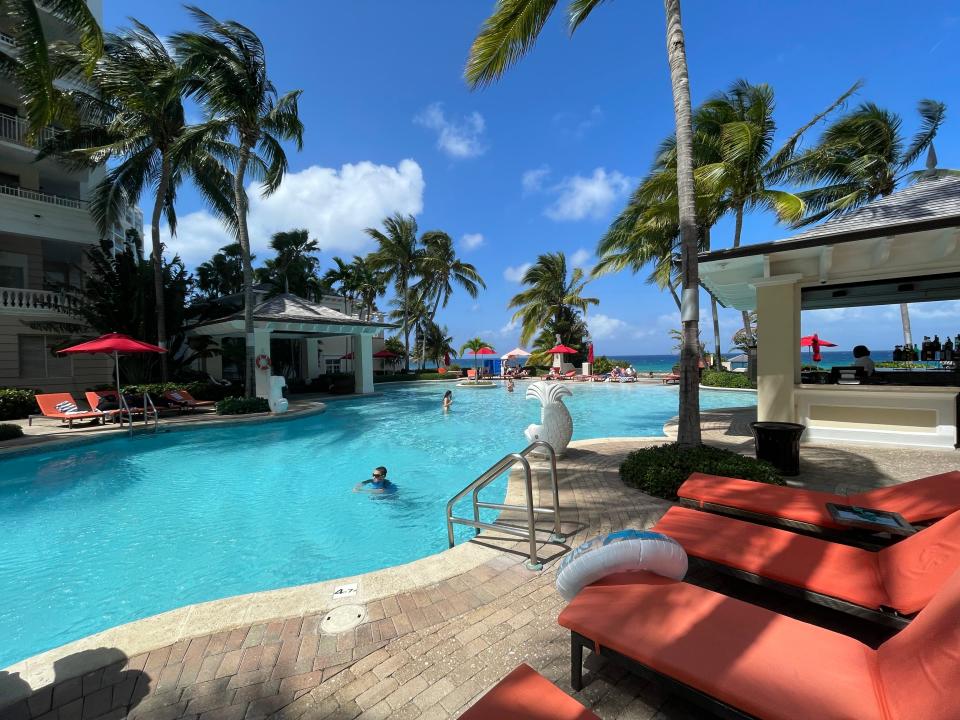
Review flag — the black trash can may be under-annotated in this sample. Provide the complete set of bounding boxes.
[750,421,805,476]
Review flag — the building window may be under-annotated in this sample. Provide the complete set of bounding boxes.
[0,251,27,288]
[18,335,73,378]
[324,358,342,374]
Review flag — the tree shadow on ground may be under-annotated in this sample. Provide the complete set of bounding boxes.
[0,648,149,720]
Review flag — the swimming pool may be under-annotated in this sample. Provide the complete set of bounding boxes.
[0,382,755,667]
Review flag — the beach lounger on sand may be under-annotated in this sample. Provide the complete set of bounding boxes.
[652,505,960,627]
[559,566,960,720]
[460,664,598,720]
[677,471,960,532]
[31,393,113,428]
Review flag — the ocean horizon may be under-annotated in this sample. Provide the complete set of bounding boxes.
[611,350,900,373]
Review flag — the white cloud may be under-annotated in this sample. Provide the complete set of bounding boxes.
[544,168,632,221]
[498,318,518,335]
[521,165,551,195]
[503,262,532,283]
[569,248,592,268]
[552,105,604,138]
[461,233,485,251]
[160,160,425,268]
[588,313,628,340]
[414,103,487,159]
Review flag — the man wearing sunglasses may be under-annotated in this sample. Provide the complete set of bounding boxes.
[354,466,394,494]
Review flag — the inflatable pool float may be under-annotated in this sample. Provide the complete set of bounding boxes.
[556,530,687,601]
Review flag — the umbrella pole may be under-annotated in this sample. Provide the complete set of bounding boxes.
[114,350,123,428]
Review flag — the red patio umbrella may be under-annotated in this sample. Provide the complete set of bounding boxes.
[372,350,398,358]
[340,352,354,360]
[469,346,496,381]
[59,333,166,412]
[545,343,577,369]
[800,334,837,364]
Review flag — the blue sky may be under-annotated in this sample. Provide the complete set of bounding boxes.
[104,1,960,355]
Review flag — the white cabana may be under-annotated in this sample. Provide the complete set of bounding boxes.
[501,347,532,362]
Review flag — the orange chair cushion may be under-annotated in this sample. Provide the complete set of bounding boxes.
[878,508,960,614]
[853,471,960,524]
[559,572,884,720]
[877,567,960,720]
[653,506,889,610]
[458,663,598,720]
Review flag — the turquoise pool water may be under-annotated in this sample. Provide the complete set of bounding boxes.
[0,382,755,667]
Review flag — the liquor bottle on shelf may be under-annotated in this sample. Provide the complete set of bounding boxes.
[942,337,954,362]
[914,344,921,361]
[893,345,903,361]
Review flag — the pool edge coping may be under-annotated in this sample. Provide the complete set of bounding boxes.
[0,435,665,705]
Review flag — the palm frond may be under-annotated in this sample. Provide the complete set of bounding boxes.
[465,0,560,88]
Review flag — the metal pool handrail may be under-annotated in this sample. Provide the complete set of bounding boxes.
[445,440,564,570]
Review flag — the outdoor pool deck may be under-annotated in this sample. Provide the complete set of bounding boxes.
[1,409,957,720]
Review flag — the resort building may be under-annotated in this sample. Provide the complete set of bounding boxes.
[700,172,960,450]
[0,0,144,394]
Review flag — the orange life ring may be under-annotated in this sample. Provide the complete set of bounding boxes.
[255,354,272,371]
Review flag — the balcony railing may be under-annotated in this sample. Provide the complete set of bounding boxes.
[0,31,15,51]
[0,286,79,314]
[0,113,59,148]
[0,183,86,209]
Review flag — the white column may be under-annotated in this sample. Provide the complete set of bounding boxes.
[306,338,321,380]
[755,278,800,422]
[254,328,272,399]
[353,333,374,394]
[205,351,223,380]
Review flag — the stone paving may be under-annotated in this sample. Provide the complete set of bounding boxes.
[1,411,957,720]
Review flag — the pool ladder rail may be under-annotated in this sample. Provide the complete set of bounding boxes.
[445,440,565,571]
[118,392,160,435]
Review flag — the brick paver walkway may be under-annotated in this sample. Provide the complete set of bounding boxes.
[2,420,957,720]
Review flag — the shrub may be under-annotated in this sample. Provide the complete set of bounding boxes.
[311,372,355,395]
[216,396,270,415]
[0,388,39,420]
[0,423,24,440]
[620,443,782,500]
[592,356,631,374]
[700,369,755,389]
[122,381,236,401]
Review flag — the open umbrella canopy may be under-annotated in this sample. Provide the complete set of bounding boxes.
[800,335,837,348]
[340,352,354,360]
[470,347,496,356]
[500,347,531,360]
[59,332,166,355]
[372,350,398,358]
[545,344,577,355]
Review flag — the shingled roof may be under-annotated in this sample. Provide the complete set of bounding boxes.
[193,293,395,329]
[700,173,960,262]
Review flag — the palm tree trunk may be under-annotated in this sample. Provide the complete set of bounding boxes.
[732,204,754,344]
[710,295,722,370]
[900,303,913,349]
[667,279,681,310]
[235,143,255,398]
[150,152,172,381]
[402,281,410,373]
[665,0,701,447]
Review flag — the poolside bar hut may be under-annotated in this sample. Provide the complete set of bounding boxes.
[187,293,396,398]
[699,173,960,449]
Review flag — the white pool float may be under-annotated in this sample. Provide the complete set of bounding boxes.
[556,529,688,601]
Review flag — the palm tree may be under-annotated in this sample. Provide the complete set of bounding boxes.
[415,231,485,366]
[790,99,955,349]
[424,322,457,368]
[43,21,235,380]
[366,213,426,372]
[459,336,494,382]
[0,0,102,135]
[173,7,304,397]
[389,291,431,369]
[196,242,247,298]
[258,229,320,295]
[349,256,387,321]
[466,0,703,444]
[508,252,598,346]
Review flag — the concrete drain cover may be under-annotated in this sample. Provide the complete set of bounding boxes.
[320,604,366,634]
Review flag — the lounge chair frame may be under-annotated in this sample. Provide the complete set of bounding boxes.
[686,556,912,629]
[569,631,755,720]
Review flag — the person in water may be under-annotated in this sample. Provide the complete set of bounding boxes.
[442,390,453,411]
[506,378,515,392]
[354,466,393,493]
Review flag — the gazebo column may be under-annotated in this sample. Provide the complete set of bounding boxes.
[305,338,321,381]
[754,277,801,423]
[254,328,272,399]
[353,333,374,394]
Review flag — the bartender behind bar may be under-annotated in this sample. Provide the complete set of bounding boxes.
[852,345,876,376]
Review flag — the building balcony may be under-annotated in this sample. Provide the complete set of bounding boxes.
[0,30,15,52]
[0,185,96,245]
[0,286,79,315]
[0,183,85,209]
[0,112,60,149]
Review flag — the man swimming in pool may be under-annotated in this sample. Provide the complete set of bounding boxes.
[354,466,394,494]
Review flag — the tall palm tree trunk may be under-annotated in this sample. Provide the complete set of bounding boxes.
[665,0,701,446]
[150,153,172,381]
[402,280,410,372]
[234,144,255,398]
[900,304,913,349]
[732,205,754,342]
[710,295,722,370]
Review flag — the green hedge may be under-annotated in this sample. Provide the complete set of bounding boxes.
[0,422,24,440]
[620,443,782,500]
[700,369,755,389]
[122,381,236,401]
[215,396,270,415]
[0,388,39,420]
[592,356,631,374]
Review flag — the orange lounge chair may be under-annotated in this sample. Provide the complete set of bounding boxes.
[653,505,960,626]
[163,389,215,409]
[460,664,598,720]
[32,393,112,428]
[677,471,960,532]
[559,567,960,720]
